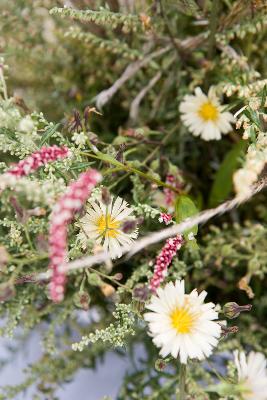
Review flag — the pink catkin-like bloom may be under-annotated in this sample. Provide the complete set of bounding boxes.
[7,145,70,177]
[49,169,102,302]
[149,235,183,292]
[159,212,173,225]
[163,174,181,208]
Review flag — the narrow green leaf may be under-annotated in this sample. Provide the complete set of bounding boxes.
[208,140,247,207]
[69,162,94,171]
[39,123,60,147]
[0,127,17,141]
[175,195,199,237]
[260,84,267,110]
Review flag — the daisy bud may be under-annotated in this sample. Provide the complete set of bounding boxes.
[100,283,115,297]
[223,302,252,319]
[74,291,90,311]
[121,218,138,234]
[115,143,126,163]
[133,284,149,302]
[220,324,239,337]
[67,109,82,132]
[155,359,167,371]
[112,273,123,281]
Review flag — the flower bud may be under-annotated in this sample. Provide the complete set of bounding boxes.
[101,187,111,205]
[121,219,137,234]
[223,302,252,319]
[220,324,239,337]
[155,359,166,371]
[74,291,90,311]
[112,273,123,281]
[100,283,115,297]
[132,284,149,302]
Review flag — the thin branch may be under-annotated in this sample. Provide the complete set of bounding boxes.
[129,71,162,123]
[37,176,267,282]
[95,46,171,109]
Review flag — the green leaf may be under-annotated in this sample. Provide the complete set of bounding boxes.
[208,140,247,207]
[243,108,261,130]
[175,195,199,238]
[0,127,17,141]
[69,161,94,171]
[259,84,267,110]
[39,123,60,147]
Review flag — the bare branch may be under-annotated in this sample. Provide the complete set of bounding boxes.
[129,71,162,123]
[95,46,171,109]
[37,177,267,282]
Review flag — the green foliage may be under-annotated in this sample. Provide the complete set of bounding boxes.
[175,195,198,237]
[0,0,266,399]
[50,6,142,33]
[208,140,247,206]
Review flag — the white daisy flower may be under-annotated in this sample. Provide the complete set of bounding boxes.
[78,195,138,259]
[234,350,267,400]
[144,280,221,364]
[179,87,235,141]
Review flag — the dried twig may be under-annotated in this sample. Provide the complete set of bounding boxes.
[129,71,162,123]
[95,46,171,109]
[37,177,267,282]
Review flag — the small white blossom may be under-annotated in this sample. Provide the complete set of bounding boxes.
[234,350,267,400]
[72,132,87,147]
[144,280,221,364]
[179,87,235,141]
[78,195,138,259]
[18,115,36,133]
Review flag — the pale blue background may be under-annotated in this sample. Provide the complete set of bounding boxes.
[0,332,136,400]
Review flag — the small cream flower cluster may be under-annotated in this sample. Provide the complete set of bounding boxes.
[234,132,267,197]
[72,304,135,351]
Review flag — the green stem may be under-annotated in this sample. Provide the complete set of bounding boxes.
[85,266,131,292]
[24,224,34,251]
[178,363,186,400]
[208,0,219,59]
[80,151,180,193]
[0,68,8,101]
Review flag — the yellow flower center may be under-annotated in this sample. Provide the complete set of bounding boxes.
[96,213,120,238]
[170,306,196,334]
[198,101,219,122]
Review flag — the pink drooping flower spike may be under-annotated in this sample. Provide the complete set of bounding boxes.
[159,212,173,225]
[49,169,102,302]
[149,235,183,292]
[7,145,70,177]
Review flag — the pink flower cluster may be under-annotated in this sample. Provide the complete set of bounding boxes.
[49,169,102,302]
[163,174,182,208]
[149,235,183,292]
[7,145,70,177]
[159,212,173,225]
